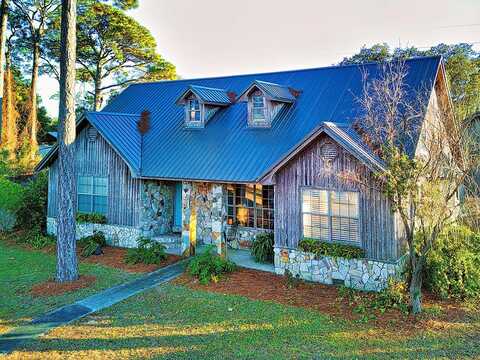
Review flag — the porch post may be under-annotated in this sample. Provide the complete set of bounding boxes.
[211,184,226,257]
[180,182,196,257]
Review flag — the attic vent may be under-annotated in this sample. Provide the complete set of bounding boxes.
[320,141,338,169]
[87,126,98,142]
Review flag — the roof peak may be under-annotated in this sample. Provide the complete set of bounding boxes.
[129,56,442,87]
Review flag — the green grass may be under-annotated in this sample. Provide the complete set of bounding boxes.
[1,238,479,359]
[11,284,480,360]
[0,239,136,334]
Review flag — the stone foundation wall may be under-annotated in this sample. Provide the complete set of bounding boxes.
[47,217,141,248]
[274,246,407,292]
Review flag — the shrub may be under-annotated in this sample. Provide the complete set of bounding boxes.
[125,237,167,265]
[425,225,480,300]
[16,229,56,249]
[372,278,409,314]
[79,231,107,257]
[0,177,24,213]
[284,269,302,289]
[0,208,16,232]
[187,245,236,284]
[76,212,107,224]
[0,177,24,232]
[251,232,274,263]
[298,238,365,259]
[15,172,48,233]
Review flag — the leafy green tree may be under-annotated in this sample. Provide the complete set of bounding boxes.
[44,1,176,111]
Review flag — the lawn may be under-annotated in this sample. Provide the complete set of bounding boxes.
[1,239,479,359]
[7,280,480,359]
[0,240,136,335]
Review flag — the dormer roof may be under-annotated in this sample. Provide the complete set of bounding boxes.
[176,85,232,106]
[238,80,297,103]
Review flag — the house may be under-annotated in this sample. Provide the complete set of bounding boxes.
[36,56,451,291]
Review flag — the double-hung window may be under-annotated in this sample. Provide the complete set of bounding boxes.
[252,94,265,121]
[302,189,359,244]
[77,176,108,215]
[188,99,201,122]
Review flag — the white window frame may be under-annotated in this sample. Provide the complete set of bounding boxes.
[77,175,108,215]
[301,187,361,245]
[188,99,201,122]
[251,94,266,121]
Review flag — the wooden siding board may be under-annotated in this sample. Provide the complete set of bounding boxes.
[274,134,398,261]
[47,126,142,227]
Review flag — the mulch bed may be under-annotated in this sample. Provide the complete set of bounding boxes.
[174,268,476,332]
[31,275,97,297]
[79,246,182,273]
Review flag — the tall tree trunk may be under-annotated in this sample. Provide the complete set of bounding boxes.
[0,0,9,138]
[409,254,424,314]
[93,72,102,111]
[23,39,40,163]
[56,0,78,283]
[1,49,18,160]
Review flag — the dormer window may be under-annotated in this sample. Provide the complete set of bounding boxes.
[176,85,232,128]
[252,92,265,121]
[188,99,201,122]
[238,80,298,128]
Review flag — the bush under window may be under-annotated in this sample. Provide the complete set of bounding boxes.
[76,212,107,224]
[298,238,365,259]
[125,237,167,265]
[187,245,236,284]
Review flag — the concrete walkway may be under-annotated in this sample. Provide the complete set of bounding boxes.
[0,260,188,354]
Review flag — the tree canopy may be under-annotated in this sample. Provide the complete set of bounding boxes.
[45,1,176,110]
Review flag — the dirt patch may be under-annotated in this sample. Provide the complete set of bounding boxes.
[79,246,182,273]
[31,275,97,297]
[174,268,477,332]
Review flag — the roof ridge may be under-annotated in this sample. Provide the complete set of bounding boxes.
[190,84,227,91]
[91,111,140,117]
[129,56,442,87]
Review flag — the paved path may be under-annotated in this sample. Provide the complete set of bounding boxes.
[0,260,188,354]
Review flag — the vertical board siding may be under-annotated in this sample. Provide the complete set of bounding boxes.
[47,125,142,227]
[274,134,397,261]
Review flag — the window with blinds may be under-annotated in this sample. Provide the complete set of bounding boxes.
[302,189,359,244]
[78,176,108,215]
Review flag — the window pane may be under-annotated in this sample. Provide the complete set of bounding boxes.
[78,194,92,213]
[78,176,92,194]
[310,189,328,214]
[93,196,108,215]
[93,177,108,196]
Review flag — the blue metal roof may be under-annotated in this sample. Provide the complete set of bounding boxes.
[38,57,442,182]
[85,112,142,175]
[177,85,232,105]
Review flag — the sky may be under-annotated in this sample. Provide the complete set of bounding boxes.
[38,0,480,118]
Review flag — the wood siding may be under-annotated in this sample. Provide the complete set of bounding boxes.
[274,134,398,261]
[47,125,142,227]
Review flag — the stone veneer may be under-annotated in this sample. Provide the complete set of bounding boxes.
[140,181,174,237]
[274,246,407,292]
[47,217,141,248]
[181,182,225,256]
